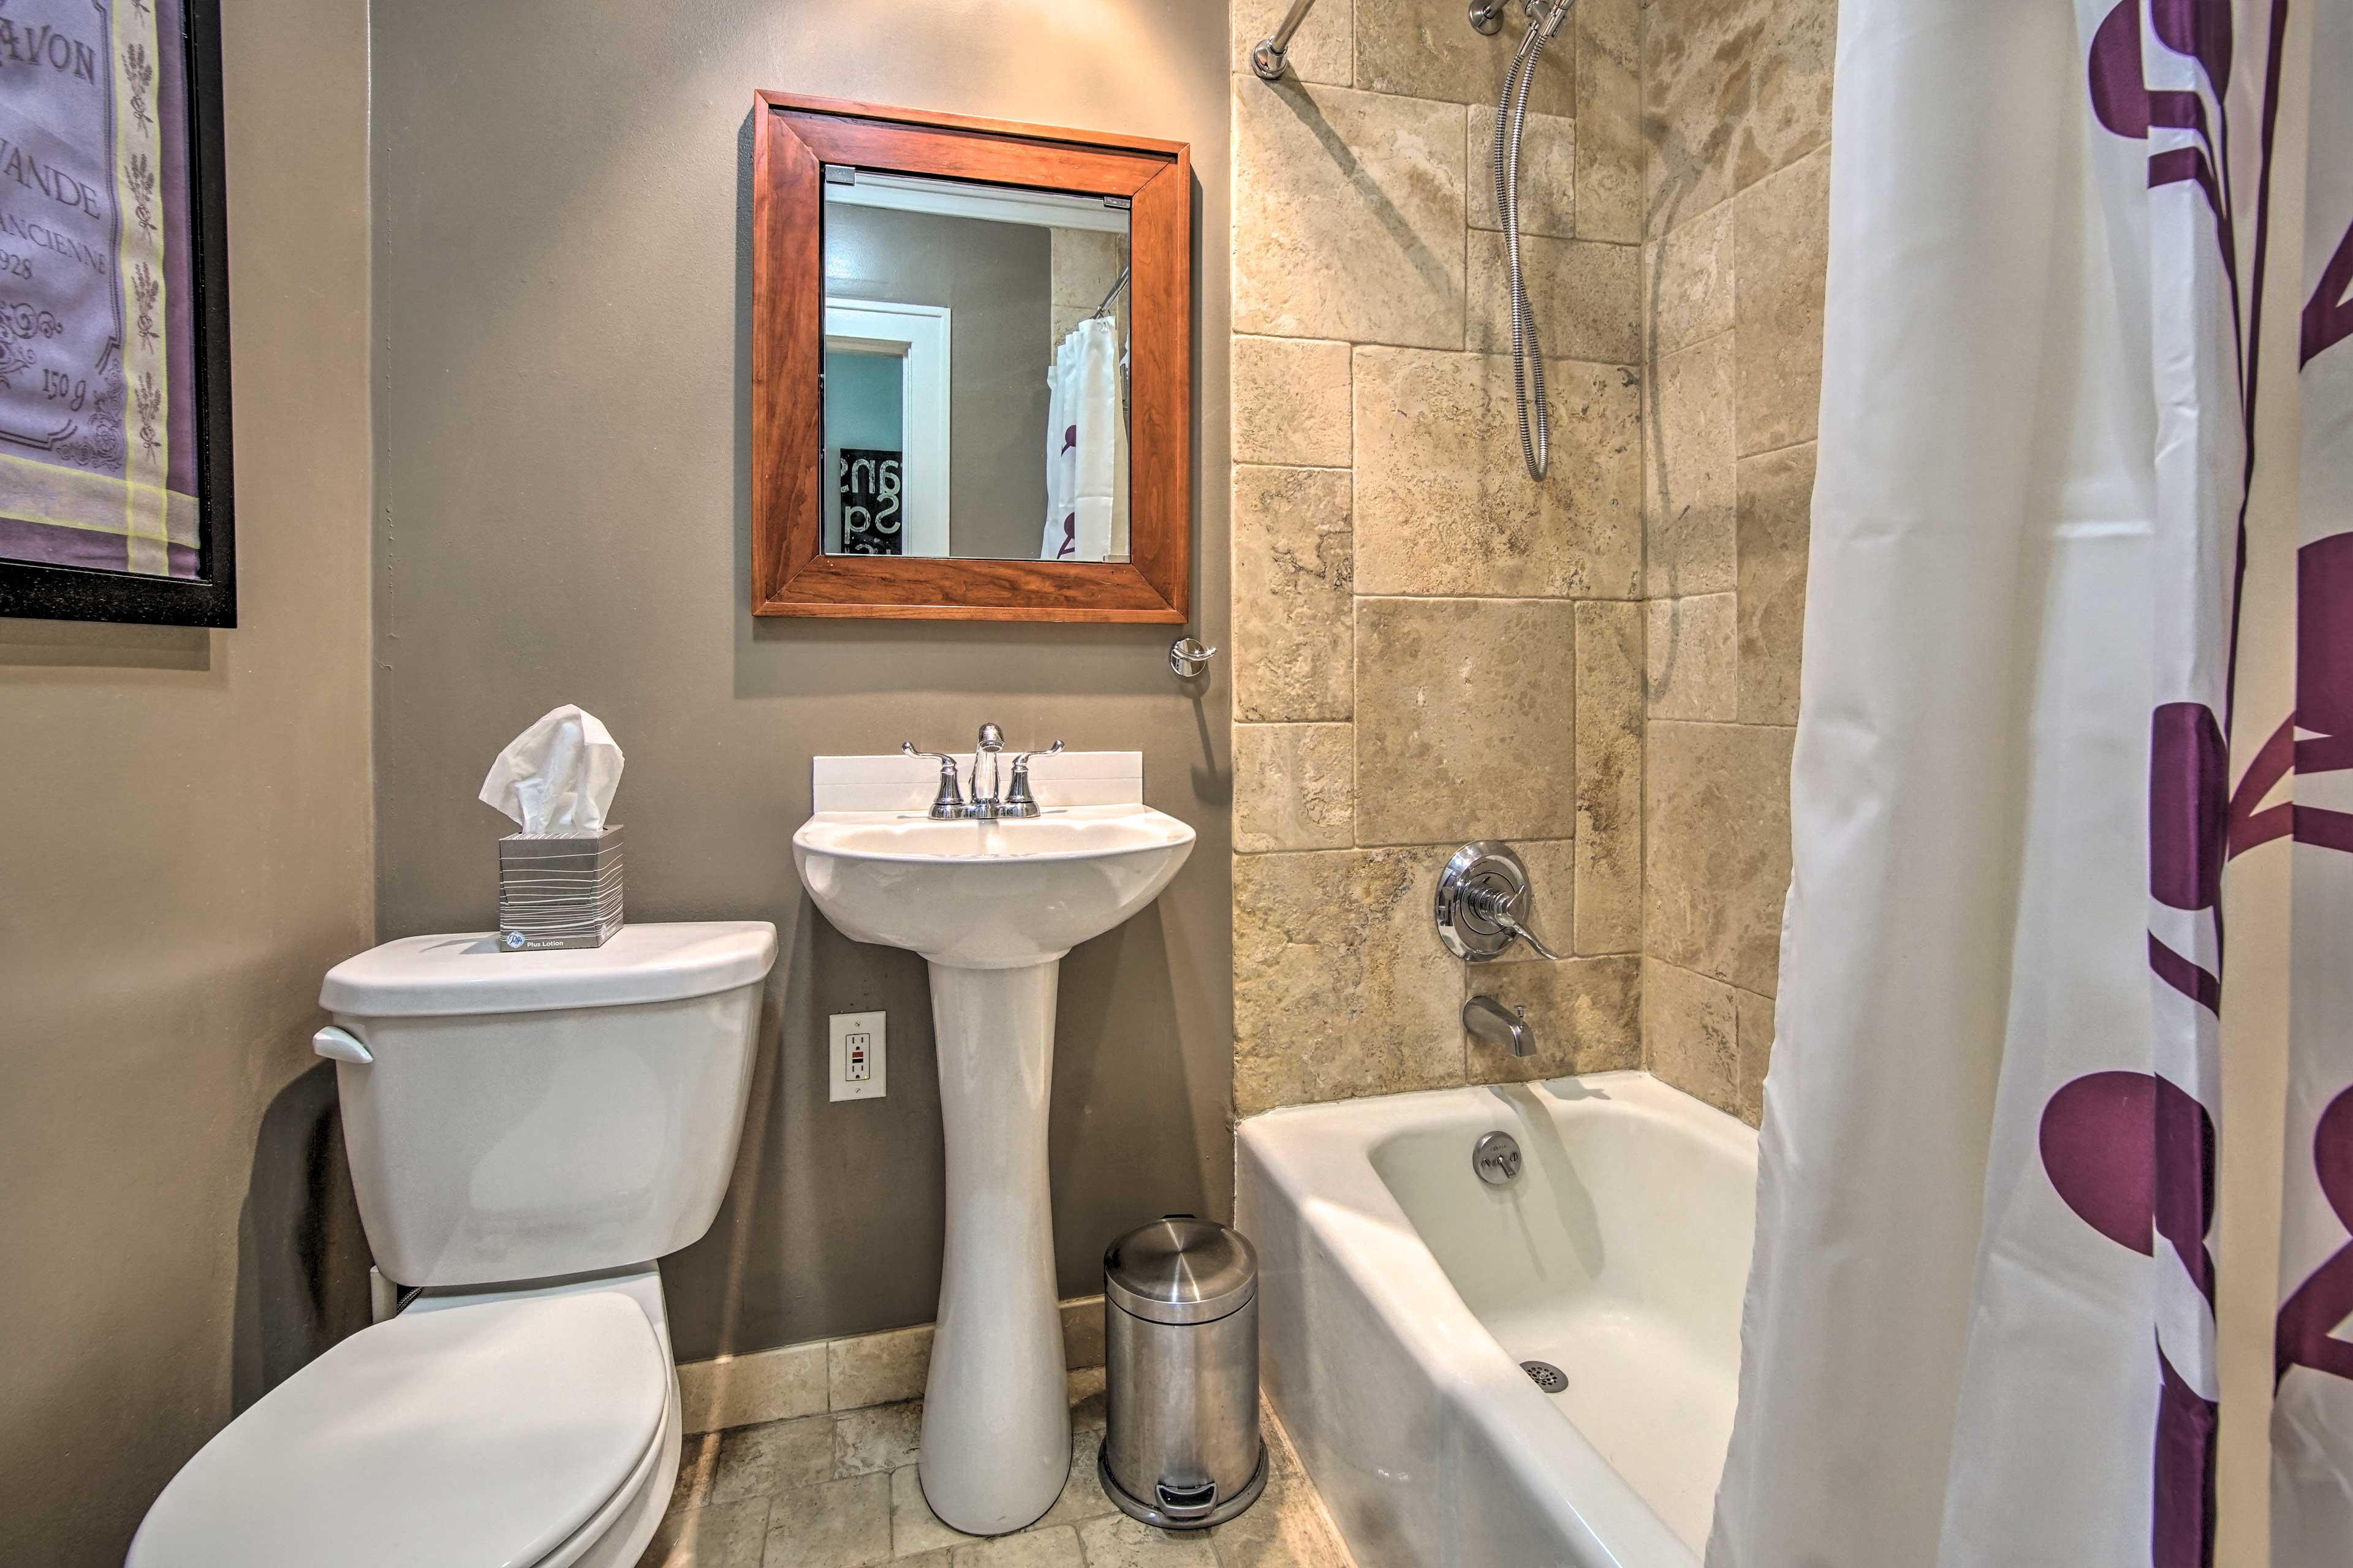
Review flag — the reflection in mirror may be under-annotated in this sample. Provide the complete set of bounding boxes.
[822,170,1131,562]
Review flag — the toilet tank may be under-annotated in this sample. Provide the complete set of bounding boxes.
[319,922,778,1289]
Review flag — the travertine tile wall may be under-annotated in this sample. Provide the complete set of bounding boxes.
[1227,0,1650,1116]
[1638,0,1833,1123]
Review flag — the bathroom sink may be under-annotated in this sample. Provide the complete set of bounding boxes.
[791,782,1194,1534]
[792,803,1195,968]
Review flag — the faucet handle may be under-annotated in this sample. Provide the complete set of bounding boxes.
[1002,742,1064,817]
[1479,884,1566,961]
[902,742,965,817]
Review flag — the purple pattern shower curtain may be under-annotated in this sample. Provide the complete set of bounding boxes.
[1708,1,2342,1564]
[2270,2,2353,1556]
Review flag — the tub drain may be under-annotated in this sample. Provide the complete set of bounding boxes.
[1521,1360,1567,1393]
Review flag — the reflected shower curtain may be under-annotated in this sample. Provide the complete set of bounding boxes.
[1708,1,2344,1564]
[1042,316,1130,562]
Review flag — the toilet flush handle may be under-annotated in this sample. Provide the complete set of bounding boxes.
[313,1025,373,1065]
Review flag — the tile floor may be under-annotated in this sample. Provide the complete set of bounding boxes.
[642,1367,1356,1568]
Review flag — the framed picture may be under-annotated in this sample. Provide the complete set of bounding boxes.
[0,0,234,627]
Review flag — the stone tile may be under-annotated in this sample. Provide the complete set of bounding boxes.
[1643,957,1741,1114]
[1233,466,1353,723]
[950,1528,1086,1568]
[1572,600,1644,954]
[1736,441,1813,724]
[1354,597,1580,846]
[1051,230,1127,311]
[1485,838,1576,965]
[1036,1428,1118,1529]
[890,1466,974,1557]
[1646,595,1736,721]
[1354,348,1640,599]
[1575,0,1643,242]
[1645,721,1794,994]
[673,1432,722,1513]
[1077,1513,1220,1568]
[836,1403,924,1479]
[1061,1297,1106,1372]
[645,1498,772,1568]
[1733,146,1830,456]
[682,1344,831,1434]
[1468,105,1575,238]
[1645,199,1732,359]
[1466,233,1640,365]
[1233,80,1465,350]
[1235,724,1354,852]
[1208,1467,1352,1568]
[1211,1407,1353,1568]
[1735,984,1775,1126]
[1233,0,1355,86]
[1232,337,1352,469]
[1068,1366,1108,1434]
[830,1326,932,1412]
[765,1474,893,1568]
[1466,955,1642,1083]
[1355,0,1574,113]
[1644,334,1736,597]
[1643,0,1768,237]
[1730,0,1835,192]
[1233,847,1466,1113]
[716,1416,838,1503]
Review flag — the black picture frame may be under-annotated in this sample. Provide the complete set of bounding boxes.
[0,0,235,629]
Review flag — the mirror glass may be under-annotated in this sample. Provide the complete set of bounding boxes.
[822,170,1132,562]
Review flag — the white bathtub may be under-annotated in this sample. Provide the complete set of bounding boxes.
[1237,1072,1757,1568]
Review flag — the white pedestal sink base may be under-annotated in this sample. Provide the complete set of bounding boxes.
[918,959,1072,1536]
[790,797,1197,1534]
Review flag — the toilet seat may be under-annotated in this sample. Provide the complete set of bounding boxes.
[127,1290,668,1568]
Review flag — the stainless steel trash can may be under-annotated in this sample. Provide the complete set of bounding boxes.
[1099,1216,1266,1530]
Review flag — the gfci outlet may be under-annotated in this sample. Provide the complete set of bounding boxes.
[829,1011,887,1102]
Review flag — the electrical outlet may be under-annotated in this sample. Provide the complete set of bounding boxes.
[829,1011,887,1102]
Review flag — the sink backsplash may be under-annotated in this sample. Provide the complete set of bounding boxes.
[811,752,1144,813]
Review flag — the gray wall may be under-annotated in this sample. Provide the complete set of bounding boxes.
[828,205,1053,560]
[0,0,377,1559]
[370,1,1232,1360]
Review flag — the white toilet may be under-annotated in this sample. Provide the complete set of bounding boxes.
[127,920,779,1568]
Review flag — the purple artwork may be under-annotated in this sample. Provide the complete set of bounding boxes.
[0,0,205,583]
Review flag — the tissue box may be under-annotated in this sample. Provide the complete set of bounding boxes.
[497,827,624,951]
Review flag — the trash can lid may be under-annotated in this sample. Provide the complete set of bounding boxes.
[1104,1217,1259,1325]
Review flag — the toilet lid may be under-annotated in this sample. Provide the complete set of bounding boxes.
[128,1291,667,1568]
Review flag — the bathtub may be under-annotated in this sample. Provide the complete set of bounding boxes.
[1237,1072,1756,1568]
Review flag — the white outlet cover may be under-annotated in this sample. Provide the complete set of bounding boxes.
[830,1010,887,1102]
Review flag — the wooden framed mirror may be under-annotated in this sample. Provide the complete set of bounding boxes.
[751,93,1192,623]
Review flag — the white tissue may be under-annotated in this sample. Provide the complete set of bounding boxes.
[479,705,625,835]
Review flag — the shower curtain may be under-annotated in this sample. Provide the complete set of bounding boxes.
[1042,316,1129,562]
[1709,1,2346,1565]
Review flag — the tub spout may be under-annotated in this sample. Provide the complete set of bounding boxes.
[1464,994,1534,1058]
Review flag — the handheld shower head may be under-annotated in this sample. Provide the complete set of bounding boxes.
[1488,0,1573,480]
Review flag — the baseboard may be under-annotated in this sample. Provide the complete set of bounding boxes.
[678,1295,1107,1434]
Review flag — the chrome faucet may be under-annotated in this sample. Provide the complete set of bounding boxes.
[1464,994,1535,1058]
[972,723,1004,814]
[903,725,1063,820]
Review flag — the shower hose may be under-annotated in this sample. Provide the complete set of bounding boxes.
[1496,0,1572,481]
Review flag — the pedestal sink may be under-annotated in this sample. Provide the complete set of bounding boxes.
[792,801,1195,1534]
